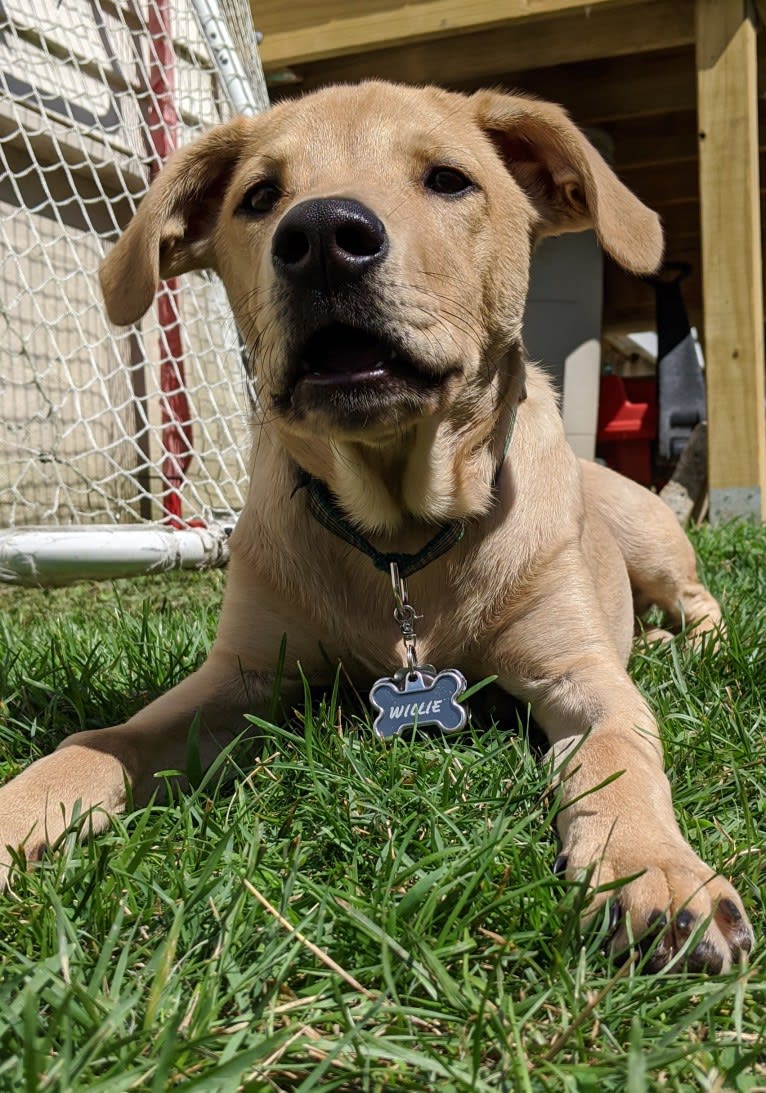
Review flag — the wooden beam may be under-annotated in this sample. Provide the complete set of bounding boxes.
[619,161,701,207]
[288,0,694,91]
[660,193,766,246]
[257,0,633,68]
[609,111,699,170]
[696,0,766,522]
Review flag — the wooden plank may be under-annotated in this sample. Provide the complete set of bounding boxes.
[604,213,766,333]
[444,42,766,123]
[611,105,766,169]
[696,0,766,521]
[253,0,402,38]
[609,111,699,169]
[495,46,698,122]
[289,0,694,90]
[660,193,766,246]
[619,160,701,207]
[257,0,633,68]
[617,152,766,208]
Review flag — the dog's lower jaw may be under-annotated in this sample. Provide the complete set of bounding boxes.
[281,413,505,535]
[276,355,526,536]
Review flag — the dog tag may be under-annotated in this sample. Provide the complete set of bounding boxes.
[369,667,468,739]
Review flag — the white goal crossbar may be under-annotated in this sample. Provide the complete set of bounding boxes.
[0,0,269,585]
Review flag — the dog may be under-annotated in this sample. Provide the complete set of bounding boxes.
[0,81,753,971]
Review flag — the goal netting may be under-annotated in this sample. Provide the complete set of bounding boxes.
[0,0,268,556]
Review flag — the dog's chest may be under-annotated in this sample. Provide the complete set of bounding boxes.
[315,566,478,683]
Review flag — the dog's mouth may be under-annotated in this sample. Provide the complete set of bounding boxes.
[294,323,435,390]
[279,321,451,427]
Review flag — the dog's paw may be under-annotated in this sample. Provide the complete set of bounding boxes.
[0,744,123,893]
[0,822,46,892]
[558,843,753,973]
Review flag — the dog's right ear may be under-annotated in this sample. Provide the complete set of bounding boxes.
[99,118,253,326]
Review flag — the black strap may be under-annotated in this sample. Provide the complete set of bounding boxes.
[296,472,465,579]
[294,400,520,579]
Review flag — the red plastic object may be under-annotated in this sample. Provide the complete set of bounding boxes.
[597,375,658,485]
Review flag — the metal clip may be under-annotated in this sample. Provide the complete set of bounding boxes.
[390,561,419,673]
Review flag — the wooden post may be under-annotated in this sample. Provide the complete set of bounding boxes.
[696,0,766,522]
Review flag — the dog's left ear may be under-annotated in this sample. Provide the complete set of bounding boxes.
[472,90,663,275]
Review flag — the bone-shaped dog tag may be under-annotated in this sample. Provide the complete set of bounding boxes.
[369,668,468,738]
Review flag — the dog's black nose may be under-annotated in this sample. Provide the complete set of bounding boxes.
[271,198,388,289]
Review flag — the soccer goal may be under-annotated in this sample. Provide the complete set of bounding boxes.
[0,0,268,585]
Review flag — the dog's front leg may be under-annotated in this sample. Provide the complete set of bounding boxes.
[0,649,286,889]
[495,572,754,971]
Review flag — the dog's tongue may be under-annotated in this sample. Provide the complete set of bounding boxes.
[302,324,387,375]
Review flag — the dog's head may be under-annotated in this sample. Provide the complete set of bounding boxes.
[101,82,661,530]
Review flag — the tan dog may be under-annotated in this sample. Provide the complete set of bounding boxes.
[0,82,753,971]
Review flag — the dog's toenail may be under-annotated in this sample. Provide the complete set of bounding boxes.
[729,939,751,964]
[609,902,622,931]
[552,853,568,876]
[644,949,671,974]
[719,898,742,923]
[647,910,668,928]
[676,910,696,934]
[687,940,723,975]
[732,925,754,954]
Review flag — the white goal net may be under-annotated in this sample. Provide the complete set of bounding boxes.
[0,0,267,553]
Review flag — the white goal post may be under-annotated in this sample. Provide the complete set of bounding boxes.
[0,0,269,585]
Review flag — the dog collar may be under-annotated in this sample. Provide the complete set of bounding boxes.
[293,400,519,580]
[296,471,464,579]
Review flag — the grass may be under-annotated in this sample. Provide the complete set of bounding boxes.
[0,521,764,1091]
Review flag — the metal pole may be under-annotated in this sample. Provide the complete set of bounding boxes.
[0,525,232,586]
[191,0,269,115]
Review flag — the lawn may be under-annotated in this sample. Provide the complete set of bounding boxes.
[0,522,764,1092]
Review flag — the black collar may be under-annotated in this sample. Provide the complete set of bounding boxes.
[293,400,520,579]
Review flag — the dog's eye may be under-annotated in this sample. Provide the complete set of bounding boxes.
[425,167,475,196]
[240,182,281,216]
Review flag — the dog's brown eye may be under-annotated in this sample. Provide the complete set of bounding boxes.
[425,167,475,196]
[240,182,281,216]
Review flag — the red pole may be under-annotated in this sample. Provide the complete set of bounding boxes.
[147,0,193,525]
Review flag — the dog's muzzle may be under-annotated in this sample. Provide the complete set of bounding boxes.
[269,197,456,428]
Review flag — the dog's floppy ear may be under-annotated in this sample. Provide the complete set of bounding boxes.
[99,117,253,326]
[472,90,663,275]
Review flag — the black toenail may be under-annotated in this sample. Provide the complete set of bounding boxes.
[552,853,568,876]
[687,940,723,975]
[609,902,622,931]
[719,898,742,924]
[676,910,696,934]
[647,910,668,928]
[638,925,671,973]
[644,949,671,974]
